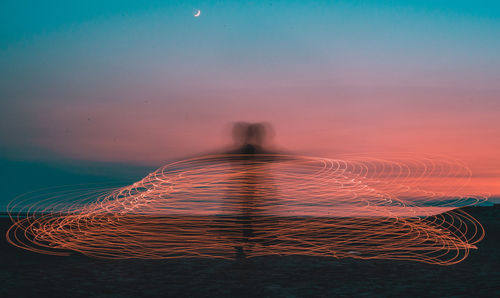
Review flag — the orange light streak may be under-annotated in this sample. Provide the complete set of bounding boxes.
[6,154,487,265]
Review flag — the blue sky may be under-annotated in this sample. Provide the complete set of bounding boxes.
[1,1,500,208]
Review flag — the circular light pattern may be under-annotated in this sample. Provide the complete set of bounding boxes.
[6,154,487,265]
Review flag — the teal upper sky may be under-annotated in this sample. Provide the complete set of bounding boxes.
[1,1,500,45]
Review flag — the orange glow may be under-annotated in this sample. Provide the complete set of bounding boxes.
[23,93,500,197]
[7,154,487,265]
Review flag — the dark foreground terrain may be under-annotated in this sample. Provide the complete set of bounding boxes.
[1,206,499,298]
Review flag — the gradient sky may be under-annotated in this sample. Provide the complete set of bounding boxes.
[1,1,499,199]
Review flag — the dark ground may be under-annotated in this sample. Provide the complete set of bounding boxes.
[1,206,499,298]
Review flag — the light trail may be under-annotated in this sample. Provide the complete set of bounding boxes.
[6,154,487,264]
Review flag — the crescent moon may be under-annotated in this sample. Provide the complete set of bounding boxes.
[193,9,201,17]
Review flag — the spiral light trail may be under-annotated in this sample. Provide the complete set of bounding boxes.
[6,154,487,265]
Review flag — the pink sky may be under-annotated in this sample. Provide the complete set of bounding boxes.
[4,85,495,196]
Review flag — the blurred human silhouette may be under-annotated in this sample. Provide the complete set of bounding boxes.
[194,122,288,258]
[221,122,281,258]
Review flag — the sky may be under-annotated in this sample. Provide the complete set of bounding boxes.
[1,0,499,204]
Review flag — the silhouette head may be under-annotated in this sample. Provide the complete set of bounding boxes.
[232,122,270,146]
[230,122,274,154]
